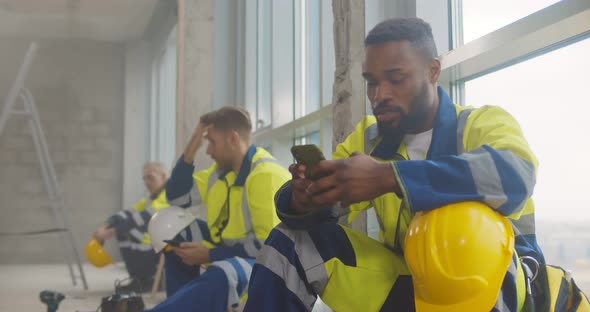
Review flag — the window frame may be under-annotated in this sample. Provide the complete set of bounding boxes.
[443,0,590,105]
[245,0,335,167]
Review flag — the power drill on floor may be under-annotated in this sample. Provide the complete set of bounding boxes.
[39,290,65,312]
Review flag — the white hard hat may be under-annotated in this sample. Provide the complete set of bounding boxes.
[148,206,198,252]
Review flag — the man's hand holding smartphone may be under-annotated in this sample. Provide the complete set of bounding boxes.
[289,145,400,214]
[289,144,334,214]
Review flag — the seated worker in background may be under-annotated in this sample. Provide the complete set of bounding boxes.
[245,18,589,312]
[146,106,290,312]
[91,161,169,292]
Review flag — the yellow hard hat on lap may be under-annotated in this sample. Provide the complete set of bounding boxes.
[404,201,515,312]
[85,238,113,268]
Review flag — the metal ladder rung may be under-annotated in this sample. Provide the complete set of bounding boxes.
[1,47,88,289]
[9,109,32,117]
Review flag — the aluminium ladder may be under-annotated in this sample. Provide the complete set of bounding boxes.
[0,42,88,289]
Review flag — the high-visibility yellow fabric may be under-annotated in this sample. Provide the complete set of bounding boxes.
[133,190,169,245]
[544,265,590,312]
[193,147,290,245]
[319,225,411,312]
[336,104,538,251]
[324,103,534,311]
[133,190,169,213]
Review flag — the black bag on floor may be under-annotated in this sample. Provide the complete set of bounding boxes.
[99,293,144,312]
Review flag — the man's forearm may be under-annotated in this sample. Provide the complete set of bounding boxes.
[166,156,196,207]
[393,145,535,216]
[275,182,340,229]
[183,141,200,163]
[183,123,208,163]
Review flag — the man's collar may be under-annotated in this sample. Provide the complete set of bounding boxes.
[149,187,164,200]
[371,86,458,160]
[233,144,257,186]
[426,86,458,159]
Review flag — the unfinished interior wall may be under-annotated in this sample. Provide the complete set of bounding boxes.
[176,0,215,170]
[122,0,178,215]
[0,39,125,264]
[332,0,367,233]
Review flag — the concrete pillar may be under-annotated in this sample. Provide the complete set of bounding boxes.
[122,40,150,211]
[176,0,215,168]
[331,0,367,233]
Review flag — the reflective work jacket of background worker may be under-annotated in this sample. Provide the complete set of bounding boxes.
[147,106,290,312]
[91,162,169,293]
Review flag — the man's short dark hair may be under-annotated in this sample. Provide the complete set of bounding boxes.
[200,106,252,140]
[365,17,438,59]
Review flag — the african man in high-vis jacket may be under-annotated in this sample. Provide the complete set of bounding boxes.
[245,18,589,312]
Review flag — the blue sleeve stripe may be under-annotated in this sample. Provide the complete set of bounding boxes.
[395,145,534,216]
[275,183,339,230]
[484,145,532,215]
[165,155,196,207]
[463,147,509,209]
[394,156,481,212]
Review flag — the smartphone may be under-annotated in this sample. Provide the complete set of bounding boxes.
[290,144,327,180]
[163,239,183,247]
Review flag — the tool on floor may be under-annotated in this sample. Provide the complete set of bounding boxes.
[39,290,65,312]
[99,293,145,312]
[0,42,87,289]
[97,278,145,312]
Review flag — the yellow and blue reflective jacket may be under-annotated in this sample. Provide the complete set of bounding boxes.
[107,190,169,245]
[166,145,290,261]
[276,87,544,264]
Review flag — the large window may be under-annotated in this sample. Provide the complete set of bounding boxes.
[464,38,590,222]
[464,37,590,270]
[448,0,590,292]
[458,0,561,44]
[245,0,335,167]
[240,5,335,308]
[149,25,177,169]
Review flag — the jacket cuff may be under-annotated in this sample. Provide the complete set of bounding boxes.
[275,182,340,230]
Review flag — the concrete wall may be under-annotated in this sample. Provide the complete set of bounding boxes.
[122,0,177,212]
[0,39,125,264]
[176,0,214,170]
[122,40,151,215]
[213,0,239,109]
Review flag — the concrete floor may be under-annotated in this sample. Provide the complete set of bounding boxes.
[0,261,332,312]
[3,262,587,312]
[0,262,165,312]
